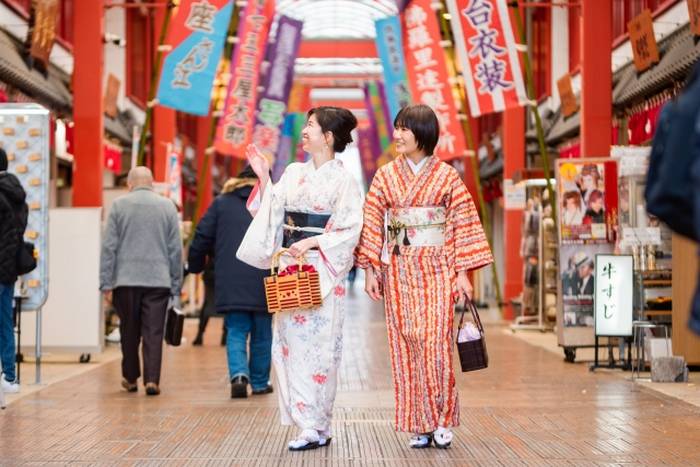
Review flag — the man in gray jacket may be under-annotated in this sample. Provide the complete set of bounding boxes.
[100,166,182,396]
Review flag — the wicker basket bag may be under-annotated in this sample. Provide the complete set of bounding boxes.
[456,300,489,372]
[264,248,322,313]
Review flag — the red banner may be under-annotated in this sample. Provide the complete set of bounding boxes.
[402,0,467,160]
[446,0,526,116]
[215,0,275,157]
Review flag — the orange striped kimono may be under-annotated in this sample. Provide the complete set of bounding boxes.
[355,155,493,433]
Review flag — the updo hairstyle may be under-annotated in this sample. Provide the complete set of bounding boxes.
[307,106,358,153]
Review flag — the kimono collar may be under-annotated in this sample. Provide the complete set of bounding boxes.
[396,155,439,207]
[306,158,342,173]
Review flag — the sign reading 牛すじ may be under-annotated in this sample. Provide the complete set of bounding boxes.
[594,255,634,337]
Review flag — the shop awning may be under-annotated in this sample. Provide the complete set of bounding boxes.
[0,29,72,113]
[104,110,136,146]
[613,25,699,109]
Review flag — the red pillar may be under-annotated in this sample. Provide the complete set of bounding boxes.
[581,0,612,158]
[502,107,525,320]
[196,116,213,219]
[152,1,176,182]
[72,0,103,207]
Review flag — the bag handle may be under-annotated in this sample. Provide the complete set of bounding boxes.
[270,248,307,276]
[456,299,485,336]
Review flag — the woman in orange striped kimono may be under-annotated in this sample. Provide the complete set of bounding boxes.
[355,104,493,449]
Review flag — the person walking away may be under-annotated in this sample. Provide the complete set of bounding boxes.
[237,107,362,451]
[191,259,227,347]
[356,105,493,449]
[100,166,182,396]
[187,166,271,398]
[0,148,27,393]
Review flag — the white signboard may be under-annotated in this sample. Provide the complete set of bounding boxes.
[594,254,634,337]
[621,227,662,246]
[504,179,526,210]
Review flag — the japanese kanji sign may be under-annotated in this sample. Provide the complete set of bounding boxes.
[251,16,303,162]
[156,0,233,115]
[375,16,412,120]
[446,0,526,116]
[557,73,577,118]
[689,0,700,36]
[215,0,275,157]
[26,0,58,69]
[401,0,467,159]
[628,9,659,72]
[594,255,633,337]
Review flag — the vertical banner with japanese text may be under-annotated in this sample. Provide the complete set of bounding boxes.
[365,81,391,151]
[358,127,382,186]
[445,0,527,116]
[215,0,275,157]
[156,0,233,115]
[402,0,467,159]
[374,16,412,120]
[251,16,303,161]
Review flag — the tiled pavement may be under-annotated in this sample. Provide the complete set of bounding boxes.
[1,283,700,466]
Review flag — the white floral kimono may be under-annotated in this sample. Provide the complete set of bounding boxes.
[236,159,362,433]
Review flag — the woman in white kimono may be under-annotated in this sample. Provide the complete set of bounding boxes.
[236,107,362,451]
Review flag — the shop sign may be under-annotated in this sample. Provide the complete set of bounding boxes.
[503,179,526,210]
[628,9,659,72]
[445,0,527,117]
[215,0,275,157]
[26,0,59,68]
[401,0,467,159]
[594,255,633,337]
[156,0,234,115]
[250,15,303,162]
[375,15,412,120]
[688,0,700,37]
[104,74,121,118]
[557,73,578,118]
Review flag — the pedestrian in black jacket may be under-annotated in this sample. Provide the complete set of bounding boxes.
[187,166,270,398]
[0,148,28,393]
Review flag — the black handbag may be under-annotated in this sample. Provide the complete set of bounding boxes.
[16,241,36,276]
[456,300,489,372]
[164,306,185,346]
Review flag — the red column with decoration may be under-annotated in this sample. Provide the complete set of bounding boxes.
[581,0,612,158]
[152,0,176,182]
[72,0,104,207]
[503,106,525,320]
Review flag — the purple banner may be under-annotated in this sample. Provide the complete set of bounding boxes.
[358,128,379,187]
[251,15,304,160]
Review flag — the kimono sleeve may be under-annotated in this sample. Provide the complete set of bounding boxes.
[355,169,388,270]
[446,172,493,272]
[235,166,293,270]
[315,173,363,279]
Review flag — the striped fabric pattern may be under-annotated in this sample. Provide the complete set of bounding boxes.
[355,155,493,433]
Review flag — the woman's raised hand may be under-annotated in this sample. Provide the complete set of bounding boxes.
[246,144,270,183]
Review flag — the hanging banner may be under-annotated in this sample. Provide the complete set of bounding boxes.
[402,0,467,159]
[445,0,527,117]
[628,9,659,72]
[167,148,183,209]
[374,16,412,120]
[365,81,391,151]
[26,0,58,69]
[358,127,382,186]
[215,0,275,157]
[156,0,233,116]
[252,16,303,161]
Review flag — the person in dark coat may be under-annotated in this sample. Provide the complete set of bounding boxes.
[0,148,28,393]
[187,166,270,398]
[192,258,227,346]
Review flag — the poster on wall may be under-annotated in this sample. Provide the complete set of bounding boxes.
[560,243,614,328]
[557,159,618,243]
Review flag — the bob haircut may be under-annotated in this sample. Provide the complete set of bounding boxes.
[307,106,358,153]
[393,104,440,156]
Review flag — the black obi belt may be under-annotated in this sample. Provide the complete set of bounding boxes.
[282,210,331,248]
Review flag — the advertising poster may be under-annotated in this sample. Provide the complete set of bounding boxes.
[560,243,613,328]
[557,159,618,243]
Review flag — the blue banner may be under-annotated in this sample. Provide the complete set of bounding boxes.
[156,1,233,116]
[374,16,412,121]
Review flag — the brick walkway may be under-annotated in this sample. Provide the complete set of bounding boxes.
[1,284,700,465]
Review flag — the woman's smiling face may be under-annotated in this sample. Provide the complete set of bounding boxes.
[393,126,420,155]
